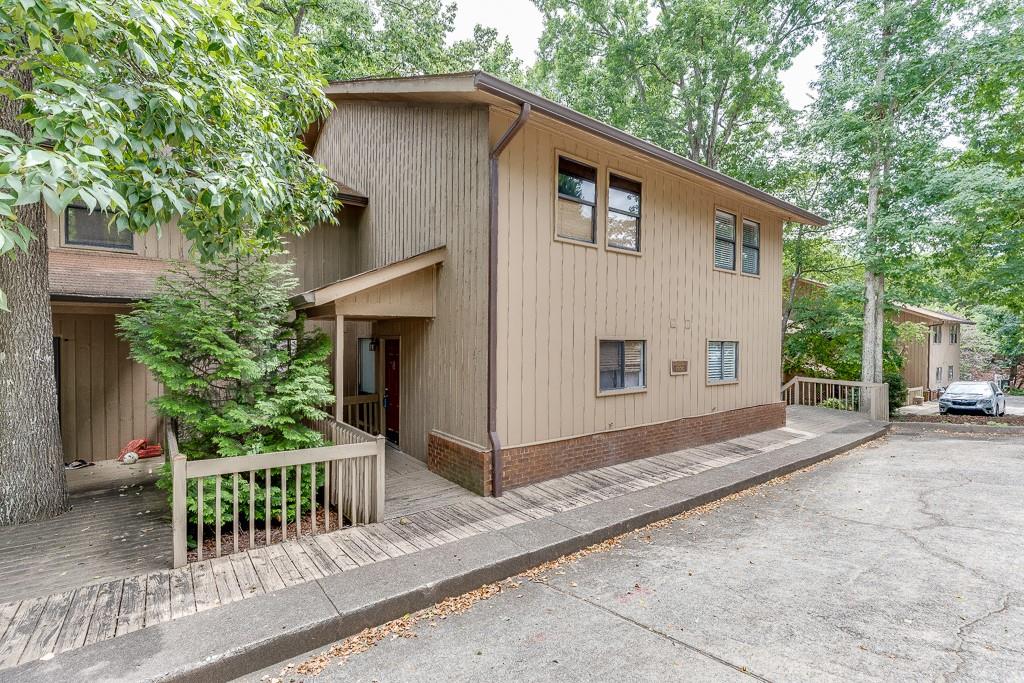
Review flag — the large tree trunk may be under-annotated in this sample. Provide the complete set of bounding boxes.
[0,70,68,526]
[861,3,890,387]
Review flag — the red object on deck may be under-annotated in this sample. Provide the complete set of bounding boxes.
[118,438,164,462]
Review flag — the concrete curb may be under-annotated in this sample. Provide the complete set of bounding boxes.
[891,421,1024,436]
[2,423,888,683]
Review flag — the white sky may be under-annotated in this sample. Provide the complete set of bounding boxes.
[451,0,824,110]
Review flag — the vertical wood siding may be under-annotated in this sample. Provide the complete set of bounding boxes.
[313,102,491,460]
[281,209,359,293]
[493,110,785,449]
[894,311,930,390]
[52,309,161,462]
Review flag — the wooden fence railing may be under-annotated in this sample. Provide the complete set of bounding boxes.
[781,376,890,422]
[342,394,381,435]
[170,417,385,568]
[906,386,925,405]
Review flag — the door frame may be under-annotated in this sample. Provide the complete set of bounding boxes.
[379,335,400,445]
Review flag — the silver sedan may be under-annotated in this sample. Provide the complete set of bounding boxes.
[939,381,1007,416]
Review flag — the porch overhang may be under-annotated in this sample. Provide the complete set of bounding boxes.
[291,246,446,320]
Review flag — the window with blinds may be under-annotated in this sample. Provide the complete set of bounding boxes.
[714,210,736,270]
[556,156,597,243]
[599,340,645,392]
[607,174,641,251]
[707,341,738,383]
[742,219,760,275]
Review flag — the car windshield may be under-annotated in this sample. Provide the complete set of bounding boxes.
[945,382,991,396]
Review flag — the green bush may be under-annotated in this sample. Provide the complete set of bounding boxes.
[819,397,850,411]
[885,371,907,417]
[119,252,334,535]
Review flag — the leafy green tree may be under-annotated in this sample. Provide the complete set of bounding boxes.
[530,0,822,177]
[929,2,1024,321]
[0,0,336,524]
[118,253,334,532]
[784,280,924,390]
[266,0,525,82]
[807,0,973,386]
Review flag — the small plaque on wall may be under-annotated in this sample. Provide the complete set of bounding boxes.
[670,359,689,375]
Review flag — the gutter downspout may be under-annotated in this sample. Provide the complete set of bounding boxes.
[487,102,531,497]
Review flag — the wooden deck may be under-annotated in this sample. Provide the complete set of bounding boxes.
[0,407,871,670]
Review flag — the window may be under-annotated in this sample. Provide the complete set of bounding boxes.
[949,324,959,343]
[599,340,645,392]
[936,367,943,384]
[607,174,641,251]
[357,338,376,394]
[933,326,942,343]
[65,204,133,250]
[948,365,954,381]
[556,156,597,243]
[707,341,738,383]
[714,210,736,270]
[741,219,760,275]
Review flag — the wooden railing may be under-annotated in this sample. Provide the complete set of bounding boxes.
[170,417,385,568]
[342,394,381,435]
[781,376,890,422]
[906,386,925,405]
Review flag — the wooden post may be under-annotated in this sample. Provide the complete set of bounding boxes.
[172,454,187,568]
[373,435,386,522]
[334,313,345,421]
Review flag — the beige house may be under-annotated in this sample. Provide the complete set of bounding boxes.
[48,72,825,496]
[896,305,973,394]
[292,72,825,495]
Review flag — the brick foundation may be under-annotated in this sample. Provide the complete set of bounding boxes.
[428,402,786,496]
[427,432,492,496]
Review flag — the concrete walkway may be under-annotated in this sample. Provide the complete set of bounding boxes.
[0,407,885,680]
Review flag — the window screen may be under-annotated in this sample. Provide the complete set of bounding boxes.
[714,210,736,270]
[607,174,640,251]
[599,340,645,391]
[707,341,738,383]
[556,156,597,243]
[741,219,760,275]
[65,205,133,250]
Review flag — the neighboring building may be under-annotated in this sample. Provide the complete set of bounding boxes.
[49,72,826,495]
[788,277,973,397]
[292,72,825,496]
[895,305,974,394]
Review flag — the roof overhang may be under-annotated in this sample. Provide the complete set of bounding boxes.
[292,246,445,319]
[314,72,827,227]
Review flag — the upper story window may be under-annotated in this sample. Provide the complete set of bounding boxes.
[707,340,739,384]
[65,204,133,251]
[607,174,641,252]
[949,324,960,343]
[741,219,760,275]
[556,156,597,244]
[599,339,646,393]
[714,209,736,270]
[933,325,942,343]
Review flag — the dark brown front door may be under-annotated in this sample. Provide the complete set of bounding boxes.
[383,339,400,445]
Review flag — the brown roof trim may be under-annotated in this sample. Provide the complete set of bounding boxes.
[323,72,827,226]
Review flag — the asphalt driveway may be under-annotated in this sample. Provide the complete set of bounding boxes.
[249,431,1024,682]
